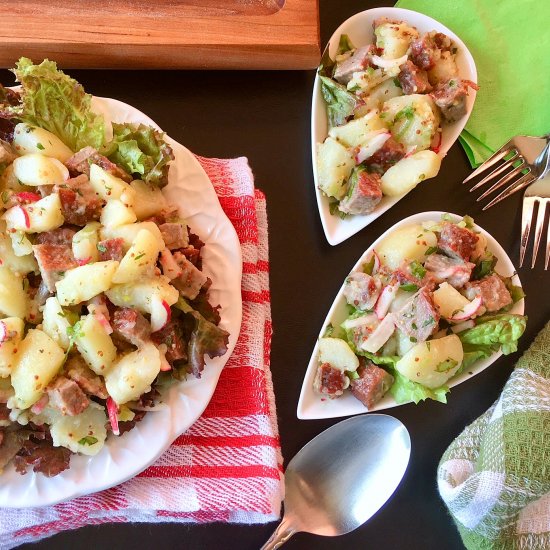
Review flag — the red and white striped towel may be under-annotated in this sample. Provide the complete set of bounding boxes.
[0,156,283,549]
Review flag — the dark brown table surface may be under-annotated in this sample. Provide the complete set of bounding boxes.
[5,0,548,548]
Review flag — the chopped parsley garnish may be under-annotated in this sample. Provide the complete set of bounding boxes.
[409,261,426,279]
[36,142,45,150]
[78,436,98,446]
[400,283,418,292]
[422,316,435,327]
[393,77,402,88]
[134,252,146,261]
[97,243,107,253]
[1,191,9,203]
[410,337,418,343]
[435,358,458,373]
[346,370,360,381]
[426,341,431,351]
[425,246,437,255]
[395,105,415,121]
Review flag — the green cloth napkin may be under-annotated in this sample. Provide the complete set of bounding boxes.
[395,0,550,166]
[437,322,550,550]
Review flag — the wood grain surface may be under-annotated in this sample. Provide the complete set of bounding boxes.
[0,0,320,69]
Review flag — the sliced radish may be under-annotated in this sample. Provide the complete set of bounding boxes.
[404,145,418,158]
[372,250,381,274]
[31,394,49,415]
[430,130,442,154]
[96,310,113,334]
[159,248,182,280]
[76,256,92,266]
[375,284,399,320]
[360,313,396,353]
[14,191,41,203]
[371,54,408,69]
[106,397,120,436]
[341,312,378,330]
[449,295,483,321]
[7,205,31,229]
[355,131,391,163]
[150,297,171,332]
[451,320,475,333]
[0,321,8,343]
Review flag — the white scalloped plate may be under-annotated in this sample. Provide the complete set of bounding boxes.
[312,7,478,245]
[297,212,524,420]
[0,97,243,507]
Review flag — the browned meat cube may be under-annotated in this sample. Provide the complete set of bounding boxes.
[151,320,187,363]
[363,137,405,173]
[65,146,132,183]
[333,45,375,85]
[424,253,475,288]
[47,376,89,416]
[437,222,478,262]
[339,170,383,215]
[97,237,125,262]
[394,287,440,343]
[464,274,512,312]
[431,78,478,123]
[350,363,394,409]
[35,227,76,247]
[159,222,189,250]
[398,60,432,95]
[313,363,347,398]
[65,355,108,399]
[410,31,452,70]
[54,174,103,226]
[112,307,151,347]
[32,243,78,292]
[343,271,382,310]
[172,252,208,299]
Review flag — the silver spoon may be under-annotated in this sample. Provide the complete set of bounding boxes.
[261,414,411,549]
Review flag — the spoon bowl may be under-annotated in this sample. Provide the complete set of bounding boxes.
[261,414,411,548]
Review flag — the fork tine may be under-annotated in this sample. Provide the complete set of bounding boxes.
[463,145,515,183]
[531,200,547,268]
[470,153,520,193]
[481,172,535,210]
[477,162,526,201]
[520,197,535,267]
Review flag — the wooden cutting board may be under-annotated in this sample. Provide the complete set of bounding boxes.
[0,0,320,69]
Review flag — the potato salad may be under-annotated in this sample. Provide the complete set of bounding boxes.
[0,59,229,476]
[317,18,478,217]
[313,215,526,409]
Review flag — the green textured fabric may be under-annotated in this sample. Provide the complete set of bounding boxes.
[437,322,550,549]
[395,0,550,166]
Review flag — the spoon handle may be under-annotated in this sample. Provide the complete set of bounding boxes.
[260,518,297,550]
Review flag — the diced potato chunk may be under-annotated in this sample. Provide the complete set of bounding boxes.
[112,229,162,284]
[74,314,117,375]
[104,342,161,404]
[0,221,37,275]
[72,222,100,263]
[316,137,354,200]
[0,317,25,377]
[41,297,71,350]
[381,150,441,197]
[3,193,64,233]
[12,154,69,186]
[89,163,134,204]
[360,78,404,111]
[396,334,463,388]
[130,179,168,220]
[100,221,165,252]
[318,337,359,372]
[9,231,33,257]
[381,94,440,152]
[375,224,437,270]
[50,402,107,456]
[55,261,119,306]
[106,275,178,315]
[13,124,74,162]
[375,20,419,59]
[433,282,470,319]
[428,51,458,85]
[0,266,29,318]
[328,111,387,148]
[11,329,65,409]
[100,199,137,228]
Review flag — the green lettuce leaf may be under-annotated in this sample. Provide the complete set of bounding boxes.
[337,34,355,55]
[174,298,229,378]
[319,76,359,128]
[102,122,174,188]
[389,370,449,405]
[11,58,104,151]
[459,314,527,355]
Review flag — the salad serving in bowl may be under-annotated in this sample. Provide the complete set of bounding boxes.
[312,7,478,245]
[298,212,526,420]
[0,59,242,505]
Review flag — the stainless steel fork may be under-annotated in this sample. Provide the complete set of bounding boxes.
[463,134,550,209]
[520,174,550,269]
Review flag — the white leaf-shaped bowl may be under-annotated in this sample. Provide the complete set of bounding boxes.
[312,7,478,245]
[297,212,523,420]
[0,97,243,507]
